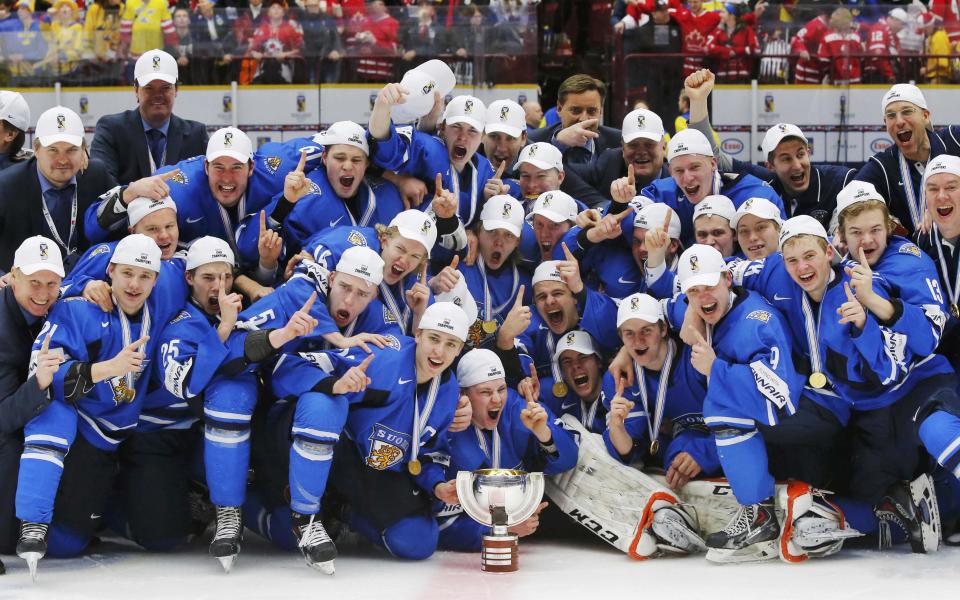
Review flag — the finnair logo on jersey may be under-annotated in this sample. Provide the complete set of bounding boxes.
[750,360,789,410]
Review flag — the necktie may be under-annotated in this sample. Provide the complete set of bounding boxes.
[43,184,74,242]
[146,128,166,169]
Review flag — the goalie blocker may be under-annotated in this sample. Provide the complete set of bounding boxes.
[545,416,863,563]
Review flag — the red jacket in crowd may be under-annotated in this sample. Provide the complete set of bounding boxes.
[707,23,759,81]
[791,14,829,83]
[865,19,902,82]
[930,0,960,41]
[817,29,863,84]
[664,0,722,76]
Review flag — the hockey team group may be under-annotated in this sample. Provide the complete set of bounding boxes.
[0,49,959,581]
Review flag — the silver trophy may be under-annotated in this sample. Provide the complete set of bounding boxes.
[456,469,545,572]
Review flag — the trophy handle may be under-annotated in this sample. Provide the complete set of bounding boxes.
[504,472,545,526]
[457,471,493,526]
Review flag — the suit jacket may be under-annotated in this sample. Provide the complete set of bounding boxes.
[565,148,670,208]
[0,157,116,273]
[526,121,622,166]
[91,108,209,185]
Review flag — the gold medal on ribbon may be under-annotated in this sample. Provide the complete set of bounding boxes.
[408,459,422,476]
[552,381,568,398]
[808,372,827,389]
[482,320,497,334]
[951,304,960,319]
[649,439,660,456]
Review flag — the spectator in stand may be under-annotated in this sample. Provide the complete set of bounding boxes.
[931,0,960,44]
[708,3,759,84]
[450,5,488,58]
[758,27,789,83]
[633,0,682,124]
[399,3,446,71]
[791,8,834,83]
[669,0,722,77]
[922,12,952,83]
[168,8,194,84]
[816,7,862,85]
[898,5,927,81]
[233,0,268,84]
[192,0,239,85]
[119,0,177,75]
[346,0,398,82]
[523,100,544,133]
[2,0,47,86]
[37,0,85,80]
[864,8,907,84]
[84,0,123,85]
[0,0,14,31]
[298,0,343,84]
[247,0,304,83]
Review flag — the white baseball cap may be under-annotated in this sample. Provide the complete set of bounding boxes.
[0,90,30,132]
[667,128,712,162]
[924,154,960,183]
[731,197,783,229]
[678,244,728,292]
[616,293,662,328]
[134,49,178,86]
[206,127,253,163]
[480,195,524,237]
[760,123,808,157]
[111,233,162,273]
[127,196,177,228]
[316,121,369,156]
[389,209,437,253]
[35,106,83,147]
[693,194,736,224]
[517,142,564,172]
[391,60,456,124]
[882,83,928,114]
[836,180,885,218]
[889,7,909,23]
[442,95,486,132]
[527,190,578,224]
[335,245,384,287]
[14,235,64,277]
[457,348,506,387]
[779,215,828,249]
[622,109,665,144]
[485,99,526,138]
[418,300,470,342]
[186,236,235,270]
[532,260,563,286]
[435,274,478,325]
[552,329,598,361]
[634,202,681,239]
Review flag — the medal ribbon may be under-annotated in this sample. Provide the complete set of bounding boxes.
[474,424,501,468]
[934,227,960,313]
[116,298,151,397]
[634,338,675,450]
[40,187,77,257]
[897,151,924,230]
[477,255,519,323]
[410,376,441,466]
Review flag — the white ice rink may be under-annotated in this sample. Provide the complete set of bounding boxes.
[2,533,959,600]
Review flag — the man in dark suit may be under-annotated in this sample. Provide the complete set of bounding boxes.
[91,49,209,185]
[0,236,65,574]
[564,108,669,207]
[527,74,622,167]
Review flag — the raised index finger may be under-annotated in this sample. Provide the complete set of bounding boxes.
[513,284,526,309]
[844,281,856,302]
[158,168,181,181]
[615,375,624,397]
[627,163,635,187]
[295,148,308,173]
[662,206,673,231]
[41,331,52,353]
[494,160,506,181]
[259,210,267,233]
[357,353,375,372]
[301,291,317,313]
[129,335,150,351]
[858,246,870,268]
[561,242,576,262]
[435,173,445,194]
[614,206,634,222]
[693,329,708,347]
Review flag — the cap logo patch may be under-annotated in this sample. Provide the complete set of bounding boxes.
[543,193,552,206]
[778,124,788,133]
[500,106,509,120]
[135,252,152,265]
[528,145,537,157]
[152,55,161,70]
[501,203,512,218]
[689,255,699,271]
[422,81,435,95]
[420,219,432,234]
[566,332,576,344]
[39,242,48,259]
[743,199,754,210]
[223,132,234,147]
[675,143,688,152]
[630,296,640,310]
[637,115,646,128]
[464,100,474,114]
[355,264,372,277]
[438,317,454,331]
[56,114,66,131]
[212,249,228,259]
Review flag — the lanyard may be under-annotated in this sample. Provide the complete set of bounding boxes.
[474,423,501,468]
[633,338,675,448]
[40,186,77,256]
[477,255,519,322]
[897,151,925,230]
[379,279,412,335]
[146,136,166,175]
[217,194,245,255]
[357,186,376,227]
[544,331,564,387]
[449,162,479,226]
[116,299,151,395]
[410,376,441,464]
[579,396,600,429]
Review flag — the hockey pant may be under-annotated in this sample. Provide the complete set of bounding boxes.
[204,374,259,507]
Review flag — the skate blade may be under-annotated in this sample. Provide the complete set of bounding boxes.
[20,553,41,582]
[217,555,236,574]
[306,559,335,575]
[705,540,778,564]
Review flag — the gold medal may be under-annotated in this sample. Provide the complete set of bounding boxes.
[808,372,827,389]
[408,459,422,476]
[552,381,568,398]
[649,439,660,455]
[122,387,136,403]
[951,304,960,319]
[482,320,497,334]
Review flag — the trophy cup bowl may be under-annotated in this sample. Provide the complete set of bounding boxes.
[456,469,545,573]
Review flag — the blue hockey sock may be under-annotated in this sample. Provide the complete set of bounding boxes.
[713,427,774,506]
[919,409,960,477]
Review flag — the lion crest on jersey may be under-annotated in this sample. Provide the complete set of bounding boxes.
[382,305,399,324]
[746,310,771,323]
[366,423,409,470]
[899,243,921,257]
[170,170,188,184]
[347,230,367,246]
[264,156,282,175]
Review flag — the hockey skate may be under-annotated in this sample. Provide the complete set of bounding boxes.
[650,505,707,554]
[705,499,780,564]
[209,505,243,573]
[292,512,337,575]
[778,481,862,563]
[874,474,941,553]
[17,521,48,582]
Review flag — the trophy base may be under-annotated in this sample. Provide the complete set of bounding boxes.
[481,534,518,573]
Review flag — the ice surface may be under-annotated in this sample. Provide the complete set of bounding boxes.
[2,534,958,600]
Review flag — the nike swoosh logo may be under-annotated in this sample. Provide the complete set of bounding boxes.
[398,378,412,384]
[90,513,102,519]
[617,277,636,284]
[329,216,344,228]
[101,322,109,328]
[186,217,203,224]
[773,294,791,301]
[561,402,577,410]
